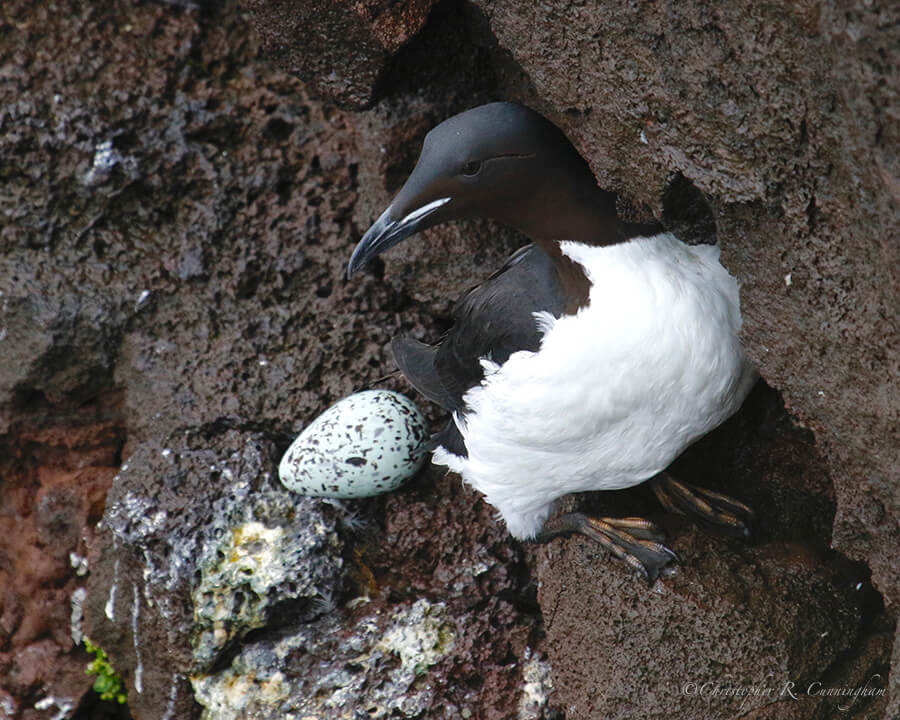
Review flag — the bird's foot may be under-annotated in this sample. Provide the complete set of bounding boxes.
[537,512,678,584]
[651,472,754,540]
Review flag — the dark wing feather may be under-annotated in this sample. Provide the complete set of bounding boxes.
[417,419,468,457]
[392,242,567,413]
[391,338,457,410]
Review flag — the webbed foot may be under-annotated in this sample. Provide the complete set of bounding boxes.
[538,512,679,584]
[651,472,754,540]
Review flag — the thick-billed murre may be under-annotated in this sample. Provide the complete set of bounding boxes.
[348,102,758,581]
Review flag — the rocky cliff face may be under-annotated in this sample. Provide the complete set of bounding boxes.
[0,1,895,719]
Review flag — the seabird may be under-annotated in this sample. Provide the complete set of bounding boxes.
[348,102,757,581]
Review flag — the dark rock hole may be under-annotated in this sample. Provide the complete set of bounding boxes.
[13,385,46,411]
[661,173,717,245]
[71,688,134,720]
[806,195,818,229]
[113,129,139,153]
[262,116,294,142]
[376,0,499,104]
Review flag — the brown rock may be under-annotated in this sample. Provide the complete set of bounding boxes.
[242,0,439,108]
[538,535,887,720]
[1,0,895,717]
[0,406,122,717]
[534,382,890,719]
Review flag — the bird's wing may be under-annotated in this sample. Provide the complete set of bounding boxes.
[392,243,567,415]
[392,338,456,410]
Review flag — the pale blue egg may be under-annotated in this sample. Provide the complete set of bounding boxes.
[279,390,428,498]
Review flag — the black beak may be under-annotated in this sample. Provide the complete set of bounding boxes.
[347,197,450,277]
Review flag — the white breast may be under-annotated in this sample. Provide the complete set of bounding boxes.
[431,233,757,540]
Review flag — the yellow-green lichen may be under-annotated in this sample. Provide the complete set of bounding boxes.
[378,599,456,678]
[84,637,128,704]
[192,521,289,662]
[190,669,290,720]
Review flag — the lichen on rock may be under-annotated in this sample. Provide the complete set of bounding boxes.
[378,598,457,681]
[191,597,457,720]
[85,429,346,717]
[518,647,553,720]
[192,511,343,667]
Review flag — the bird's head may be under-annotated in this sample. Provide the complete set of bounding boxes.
[348,102,611,276]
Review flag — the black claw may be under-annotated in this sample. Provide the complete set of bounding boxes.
[652,474,755,540]
[664,546,682,564]
[538,512,679,582]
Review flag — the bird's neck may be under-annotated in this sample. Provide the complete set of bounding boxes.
[520,183,658,247]
[516,183,662,313]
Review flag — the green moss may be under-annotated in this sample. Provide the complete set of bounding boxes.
[84,638,128,704]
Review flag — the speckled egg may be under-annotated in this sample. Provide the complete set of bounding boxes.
[279,390,429,498]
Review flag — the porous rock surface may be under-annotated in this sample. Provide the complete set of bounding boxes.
[243,0,440,108]
[0,1,896,720]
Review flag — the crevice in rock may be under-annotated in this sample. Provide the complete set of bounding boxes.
[376,0,499,104]
[71,688,134,720]
[662,172,718,245]
[811,574,895,718]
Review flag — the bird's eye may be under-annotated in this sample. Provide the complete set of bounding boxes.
[461,160,482,176]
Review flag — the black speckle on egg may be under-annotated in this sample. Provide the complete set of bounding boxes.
[345,456,366,467]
